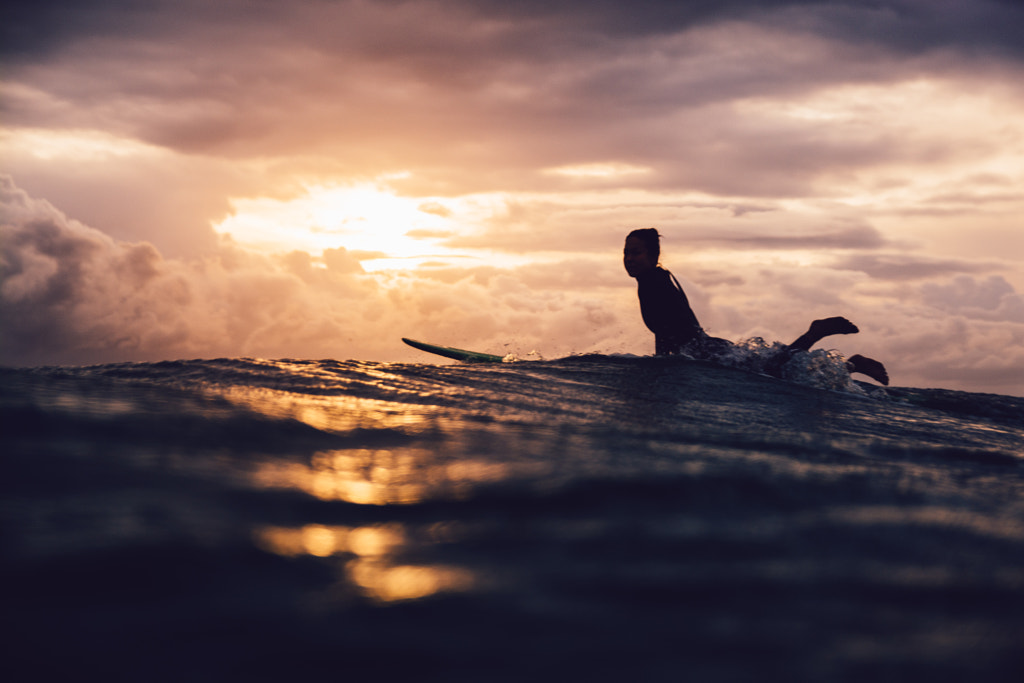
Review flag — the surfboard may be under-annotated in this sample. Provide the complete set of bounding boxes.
[402,338,506,363]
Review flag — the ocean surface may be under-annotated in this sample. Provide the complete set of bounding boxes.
[3,353,1023,682]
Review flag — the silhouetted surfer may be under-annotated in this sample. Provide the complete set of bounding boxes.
[624,228,889,385]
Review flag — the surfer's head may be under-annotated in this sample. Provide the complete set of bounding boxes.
[624,228,659,278]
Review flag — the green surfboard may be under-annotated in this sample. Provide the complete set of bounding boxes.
[402,338,506,363]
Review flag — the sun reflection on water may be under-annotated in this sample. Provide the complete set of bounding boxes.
[250,446,528,505]
[218,384,430,432]
[254,523,475,602]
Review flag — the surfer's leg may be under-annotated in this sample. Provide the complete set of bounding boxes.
[788,317,859,351]
[655,335,684,356]
[846,354,889,386]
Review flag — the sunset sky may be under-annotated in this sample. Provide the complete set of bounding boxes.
[2,0,1023,395]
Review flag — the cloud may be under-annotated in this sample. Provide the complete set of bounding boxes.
[4,0,1023,256]
[406,229,455,239]
[695,224,888,250]
[921,275,1024,323]
[0,175,381,365]
[0,177,641,366]
[463,0,1024,60]
[1,175,191,363]
[6,1,1024,64]
[322,247,366,274]
[772,0,1024,59]
[868,311,1024,394]
[0,128,253,258]
[833,254,997,280]
[4,1,1022,191]
[416,202,453,218]
[1,0,159,63]
[3,176,1023,395]
[449,194,889,255]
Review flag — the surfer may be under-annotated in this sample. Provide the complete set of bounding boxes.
[624,228,889,385]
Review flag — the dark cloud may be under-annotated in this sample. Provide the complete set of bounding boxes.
[466,0,1024,59]
[0,0,159,62]
[5,2,1021,135]
[775,0,1024,60]
[7,1,1023,64]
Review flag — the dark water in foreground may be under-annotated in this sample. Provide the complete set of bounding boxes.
[3,356,1023,681]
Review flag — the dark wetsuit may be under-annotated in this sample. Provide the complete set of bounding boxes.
[636,267,734,358]
[636,267,703,355]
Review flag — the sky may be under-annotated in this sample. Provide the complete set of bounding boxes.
[2,0,1023,395]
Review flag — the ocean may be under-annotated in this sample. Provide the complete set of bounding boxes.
[3,354,1023,681]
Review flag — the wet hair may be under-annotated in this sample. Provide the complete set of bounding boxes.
[627,228,661,263]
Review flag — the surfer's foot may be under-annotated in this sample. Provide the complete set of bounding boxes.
[847,354,889,386]
[809,317,859,337]
[790,317,859,351]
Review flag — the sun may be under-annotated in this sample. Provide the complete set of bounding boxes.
[214,181,462,270]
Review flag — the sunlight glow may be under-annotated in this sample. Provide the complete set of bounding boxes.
[214,182,461,266]
[0,127,164,161]
[543,162,653,178]
[213,182,554,271]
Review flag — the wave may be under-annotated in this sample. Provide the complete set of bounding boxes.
[4,355,1023,681]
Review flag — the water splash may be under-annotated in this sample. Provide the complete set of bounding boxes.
[710,336,869,394]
